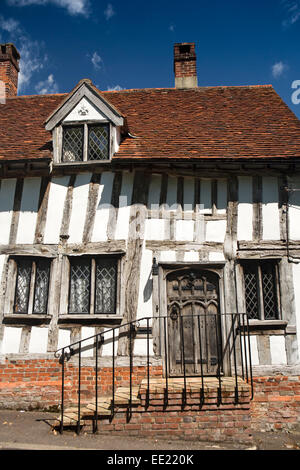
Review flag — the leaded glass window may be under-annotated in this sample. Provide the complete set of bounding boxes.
[14,259,32,313]
[243,261,280,321]
[62,126,84,162]
[61,123,110,162]
[13,258,51,314]
[95,258,117,314]
[68,256,118,315]
[33,260,51,314]
[69,258,91,314]
[88,125,109,160]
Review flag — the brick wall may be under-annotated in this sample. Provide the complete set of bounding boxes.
[0,358,163,410]
[1,358,299,441]
[251,375,300,432]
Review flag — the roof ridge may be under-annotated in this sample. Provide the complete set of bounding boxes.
[8,84,274,100]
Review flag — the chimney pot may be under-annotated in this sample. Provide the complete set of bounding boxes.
[174,42,198,89]
[0,43,20,99]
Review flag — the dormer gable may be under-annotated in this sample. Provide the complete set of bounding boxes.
[45,79,124,164]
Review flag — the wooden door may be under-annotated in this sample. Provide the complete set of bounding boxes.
[166,269,222,376]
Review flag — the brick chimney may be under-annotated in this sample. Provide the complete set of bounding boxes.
[174,42,198,89]
[0,43,20,98]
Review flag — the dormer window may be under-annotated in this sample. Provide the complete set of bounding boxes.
[62,123,110,162]
[45,79,124,165]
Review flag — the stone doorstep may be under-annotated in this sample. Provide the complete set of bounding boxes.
[54,378,251,430]
[139,377,251,394]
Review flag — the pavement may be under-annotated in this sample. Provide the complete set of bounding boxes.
[0,409,300,452]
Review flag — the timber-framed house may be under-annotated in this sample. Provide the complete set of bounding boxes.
[0,42,300,440]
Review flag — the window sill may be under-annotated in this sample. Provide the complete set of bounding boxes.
[58,314,123,325]
[247,319,288,334]
[3,314,52,326]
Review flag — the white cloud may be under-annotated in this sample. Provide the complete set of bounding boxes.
[18,41,46,92]
[91,51,103,70]
[104,3,115,20]
[0,16,20,33]
[271,61,288,78]
[35,73,58,94]
[0,15,50,93]
[107,85,123,91]
[281,0,300,27]
[6,0,90,17]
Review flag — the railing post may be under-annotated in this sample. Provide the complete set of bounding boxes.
[180,315,187,408]
[231,314,239,404]
[163,316,168,409]
[214,314,222,406]
[93,335,99,433]
[59,348,65,434]
[111,330,115,418]
[77,342,81,435]
[146,318,150,409]
[245,314,254,400]
[128,323,133,421]
[197,316,205,407]
[237,314,245,380]
[242,314,249,383]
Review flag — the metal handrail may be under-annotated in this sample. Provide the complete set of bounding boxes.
[55,312,253,434]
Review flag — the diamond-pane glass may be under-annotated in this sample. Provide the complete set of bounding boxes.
[14,260,32,313]
[244,268,259,320]
[62,126,84,162]
[69,259,91,314]
[95,259,117,314]
[88,125,109,160]
[33,260,50,314]
[262,265,278,319]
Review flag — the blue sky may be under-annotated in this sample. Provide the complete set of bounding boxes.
[0,0,299,118]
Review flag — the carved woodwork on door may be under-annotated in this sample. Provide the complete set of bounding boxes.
[166,269,222,376]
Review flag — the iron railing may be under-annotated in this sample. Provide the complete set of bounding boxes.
[54,313,253,434]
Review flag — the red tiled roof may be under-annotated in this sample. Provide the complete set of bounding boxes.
[0,85,300,161]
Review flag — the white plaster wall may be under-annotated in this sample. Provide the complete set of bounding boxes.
[0,178,16,244]
[241,334,259,367]
[176,219,194,241]
[29,327,48,353]
[81,327,95,357]
[68,173,91,244]
[16,177,41,244]
[270,335,287,365]
[91,172,114,242]
[145,219,165,241]
[262,176,280,240]
[101,328,119,356]
[208,252,225,262]
[292,263,300,359]
[205,220,227,242]
[1,327,22,354]
[44,176,70,244]
[160,251,176,262]
[115,171,134,240]
[57,328,71,351]
[137,246,153,320]
[64,97,107,122]
[249,336,259,366]
[133,337,154,356]
[237,176,253,241]
[184,251,199,262]
[288,176,300,240]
